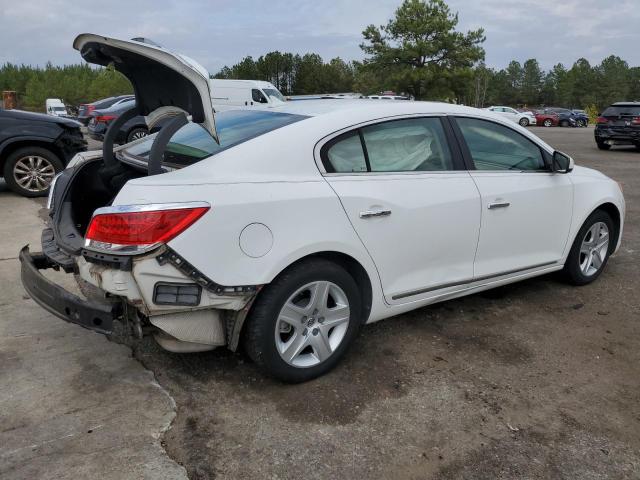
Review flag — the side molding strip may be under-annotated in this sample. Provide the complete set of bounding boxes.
[392,261,558,300]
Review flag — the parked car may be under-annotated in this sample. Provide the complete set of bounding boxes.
[77,95,134,126]
[87,98,150,144]
[486,106,537,127]
[21,34,625,383]
[595,102,640,151]
[541,108,584,127]
[45,98,69,118]
[210,79,286,111]
[0,108,86,197]
[534,110,560,127]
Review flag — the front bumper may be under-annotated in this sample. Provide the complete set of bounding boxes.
[19,245,121,334]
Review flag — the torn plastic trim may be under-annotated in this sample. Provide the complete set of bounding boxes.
[156,247,261,297]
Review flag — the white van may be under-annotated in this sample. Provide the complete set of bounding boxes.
[45,98,69,117]
[209,79,286,111]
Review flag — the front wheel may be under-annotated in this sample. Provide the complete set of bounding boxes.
[519,118,529,127]
[3,147,63,197]
[243,259,362,382]
[563,210,614,285]
[543,119,553,127]
[597,142,611,151]
[576,119,587,127]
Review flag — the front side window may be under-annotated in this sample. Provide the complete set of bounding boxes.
[456,117,546,171]
[322,117,453,173]
[252,89,268,103]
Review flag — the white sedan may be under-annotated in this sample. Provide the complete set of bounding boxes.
[21,35,625,382]
[486,106,537,127]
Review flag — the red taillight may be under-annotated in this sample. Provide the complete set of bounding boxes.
[94,114,116,123]
[596,116,609,124]
[85,206,209,250]
[632,116,640,125]
[86,104,95,113]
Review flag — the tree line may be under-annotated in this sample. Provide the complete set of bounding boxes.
[1,0,638,112]
[0,62,132,111]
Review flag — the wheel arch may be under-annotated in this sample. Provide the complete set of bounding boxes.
[0,138,63,171]
[595,202,622,250]
[229,250,375,352]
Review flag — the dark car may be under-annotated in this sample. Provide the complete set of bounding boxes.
[0,109,86,196]
[541,108,584,127]
[77,94,134,126]
[87,99,151,144]
[595,102,640,151]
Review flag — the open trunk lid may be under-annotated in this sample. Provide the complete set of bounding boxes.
[73,33,218,142]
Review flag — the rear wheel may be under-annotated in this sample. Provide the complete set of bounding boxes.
[597,142,611,151]
[126,127,148,143]
[243,258,362,383]
[3,147,63,197]
[543,119,553,127]
[563,210,614,285]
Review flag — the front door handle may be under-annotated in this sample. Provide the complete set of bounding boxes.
[488,202,510,210]
[359,209,392,219]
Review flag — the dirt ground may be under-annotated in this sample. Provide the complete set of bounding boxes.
[125,126,640,479]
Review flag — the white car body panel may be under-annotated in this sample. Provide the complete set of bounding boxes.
[80,100,624,330]
[326,172,481,304]
[470,171,573,277]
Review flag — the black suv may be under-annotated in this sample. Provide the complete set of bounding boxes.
[0,108,87,197]
[595,102,640,151]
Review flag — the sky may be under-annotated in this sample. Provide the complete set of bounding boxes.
[0,0,639,73]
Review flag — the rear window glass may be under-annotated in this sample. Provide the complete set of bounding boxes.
[602,105,640,117]
[121,110,307,169]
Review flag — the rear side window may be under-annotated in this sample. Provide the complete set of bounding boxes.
[602,105,640,117]
[121,110,307,169]
[322,117,453,173]
[456,117,546,171]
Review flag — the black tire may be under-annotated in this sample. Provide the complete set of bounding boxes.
[563,210,615,286]
[126,127,148,143]
[3,146,63,197]
[577,119,587,127]
[519,118,529,127]
[543,119,553,127]
[243,258,362,383]
[597,142,611,151]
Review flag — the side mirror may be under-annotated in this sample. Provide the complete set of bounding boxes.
[552,151,574,173]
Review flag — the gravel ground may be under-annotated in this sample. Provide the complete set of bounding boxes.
[127,126,640,479]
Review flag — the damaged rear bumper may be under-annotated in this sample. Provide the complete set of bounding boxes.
[19,245,122,334]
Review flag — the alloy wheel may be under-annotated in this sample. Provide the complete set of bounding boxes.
[544,119,552,127]
[579,222,610,277]
[131,130,148,140]
[13,155,56,193]
[274,281,350,368]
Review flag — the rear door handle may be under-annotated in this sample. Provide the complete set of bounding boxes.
[488,202,510,210]
[359,209,392,219]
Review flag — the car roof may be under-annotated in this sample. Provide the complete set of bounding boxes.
[266,99,482,118]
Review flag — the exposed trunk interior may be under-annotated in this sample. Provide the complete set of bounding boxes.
[52,159,145,254]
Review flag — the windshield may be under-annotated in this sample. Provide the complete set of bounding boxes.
[53,107,66,112]
[263,88,285,103]
[602,105,640,117]
[121,109,307,169]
